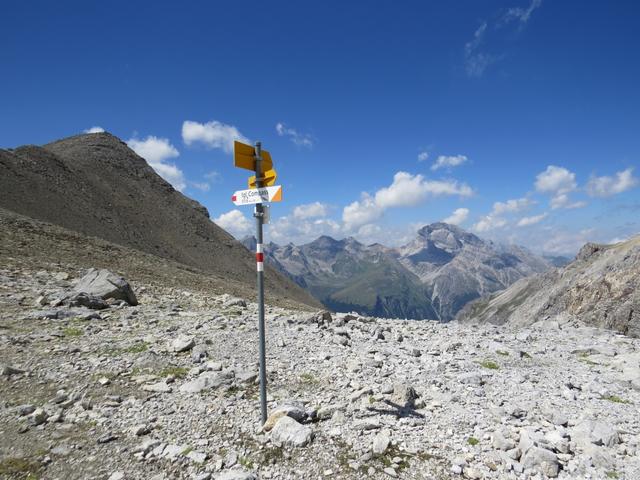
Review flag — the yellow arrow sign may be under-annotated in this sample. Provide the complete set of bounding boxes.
[248,168,277,189]
[234,141,273,172]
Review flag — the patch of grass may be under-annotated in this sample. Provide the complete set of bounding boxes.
[180,446,193,456]
[239,456,254,469]
[577,353,598,366]
[602,395,631,404]
[159,366,189,378]
[124,342,149,353]
[606,472,620,479]
[300,372,318,384]
[0,457,41,478]
[496,350,510,356]
[478,360,499,370]
[62,327,83,337]
[368,395,376,404]
[467,437,480,446]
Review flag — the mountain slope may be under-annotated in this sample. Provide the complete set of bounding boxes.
[456,236,640,337]
[244,224,552,321]
[397,223,552,320]
[0,132,321,309]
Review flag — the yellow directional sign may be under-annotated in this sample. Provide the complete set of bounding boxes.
[248,168,277,189]
[234,141,273,172]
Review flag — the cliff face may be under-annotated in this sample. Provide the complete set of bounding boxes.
[457,236,640,337]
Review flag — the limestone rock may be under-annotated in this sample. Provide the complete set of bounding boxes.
[270,416,313,448]
[73,268,138,305]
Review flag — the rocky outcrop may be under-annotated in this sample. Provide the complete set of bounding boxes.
[457,236,640,337]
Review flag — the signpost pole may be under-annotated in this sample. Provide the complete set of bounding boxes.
[254,141,268,425]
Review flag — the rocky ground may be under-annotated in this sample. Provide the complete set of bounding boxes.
[1,263,639,480]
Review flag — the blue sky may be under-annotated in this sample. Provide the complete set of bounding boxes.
[1,0,639,255]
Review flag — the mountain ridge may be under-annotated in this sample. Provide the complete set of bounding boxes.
[0,132,322,309]
[243,222,553,320]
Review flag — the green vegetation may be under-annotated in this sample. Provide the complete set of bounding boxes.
[299,372,318,384]
[520,351,532,359]
[478,360,499,370]
[467,437,480,446]
[606,471,620,479]
[63,326,83,337]
[239,456,254,469]
[124,342,149,353]
[159,366,189,378]
[0,457,41,478]
[496,350,510,356]
[577,352,598,366]
[602,395,630,404]
[180,446,193,456]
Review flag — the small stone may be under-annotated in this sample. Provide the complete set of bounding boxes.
[142,382,172,393]
[521,446,559,478]
[186,451,207,464]
[373,430,391,455]
[172,336,195,352]
[108,473,125,480]
[383,467,397,477]
[213,470,256,480]
[97,433,118,444]
[98,376,111,386]
[391,384,417,408]
[29,408,48,426]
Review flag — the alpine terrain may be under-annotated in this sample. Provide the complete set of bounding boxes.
[0,132,321,310]
[457,235,640,337]
[243,223,552,321]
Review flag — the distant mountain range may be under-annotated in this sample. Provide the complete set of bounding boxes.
[243,222,557,321]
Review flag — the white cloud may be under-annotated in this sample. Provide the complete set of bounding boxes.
[268,215,341,245]
[342,193,382,230]
[473,215,507,233]
[542,228,595,255]
[535,165,576,194]
[214,209,253,238]
[492,197,535,215]
[127,136,185,191]
[464,23,499,77]
[431,154,468,171]
[275,122,314,148]
[417,151,429,162]
[535,165,584,210]
[375,172,473,209]
[204,171,222,183]
[586,168,638,198]
[293,202,329,219]
[84,126,105,133]
[550,194,587,210]
[504,0,543,25]
[443,208,470,225]
[182,120,249,153]
[517,213,547,227]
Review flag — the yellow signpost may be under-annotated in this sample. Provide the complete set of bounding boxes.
[232,139,281,427]
[248,168,277,189]
[234,141,273,172]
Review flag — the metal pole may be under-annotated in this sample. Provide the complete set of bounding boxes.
[254,141,268,425]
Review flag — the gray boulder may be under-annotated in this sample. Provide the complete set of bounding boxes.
[68,292,109,310]
[521,446,559,478]
[270,416,313,447]
[73,268,138,305]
